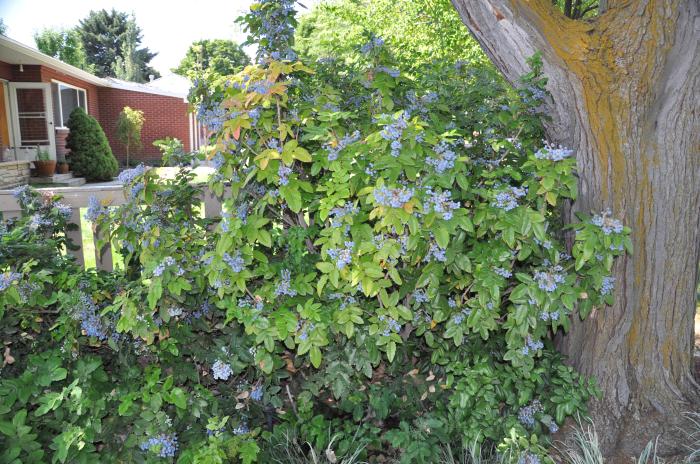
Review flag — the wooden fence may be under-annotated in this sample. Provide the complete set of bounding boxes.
[0,185,223,271]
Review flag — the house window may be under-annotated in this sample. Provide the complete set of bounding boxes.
[51,82,87,128]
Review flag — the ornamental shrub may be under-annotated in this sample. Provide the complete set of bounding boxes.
[66,107,119,181]
[0,1,632,463]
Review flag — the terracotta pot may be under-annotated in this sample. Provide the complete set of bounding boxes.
[34,160,57,177]
[57,163,69,174]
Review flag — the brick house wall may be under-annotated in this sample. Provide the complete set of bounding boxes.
[1,60,192,166]
[97,87,191,164]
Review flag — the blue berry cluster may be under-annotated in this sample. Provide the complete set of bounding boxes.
[521,335,544,355]
[274,269,297,297]
[518,452,541,464]
[153,256,177,277]
[74,292,107,340]
[424,189,460,220]
[375,66,400,78]
[517,399,543,428]
[212,360,233,381]
[0,271,21,292]
[533,265,566,292]
[379,112,409,157]
[406,91,438,115]
[327,241,354,270]
[298,321,315,341]
[426,141,457,174]
[140,433,178,458]
[591,209,624,235]
[328,202,359,228]
[601,276,615,295]
[373,186,414,208]
[27,213,53,231]
[53,202,72,219]
[12,185,32,205]
[413,289,428,304]
[84,196,108,223]
[250,386,263,401]
[278,164,292,185]
[539,310,560,321]
[233,422,250,435]
[494,267,512,278]
[379,315,402,336]
[360,36,384,54]
[451,308,471,325]
[117,164,147,199]
[534,143,573,161]
[493,186,527,211]
[325,130,361,161]
[424,242,447,263]
[223,251,245,273]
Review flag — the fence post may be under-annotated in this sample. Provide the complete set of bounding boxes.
[93,226,113,272]
[66,208,85,268]
[203,188,222,220]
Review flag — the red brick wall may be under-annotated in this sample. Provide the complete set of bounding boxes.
[97,88,191,164]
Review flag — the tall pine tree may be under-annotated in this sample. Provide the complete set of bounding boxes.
[78,9,159,82]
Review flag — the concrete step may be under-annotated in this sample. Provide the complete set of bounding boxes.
[28,173,86,186]
[29,173,74,184]
[52,173,75,182]
[64,177,86,186]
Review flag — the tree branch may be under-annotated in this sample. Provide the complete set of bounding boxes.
[450,0,582,85]
[450,0,592,144]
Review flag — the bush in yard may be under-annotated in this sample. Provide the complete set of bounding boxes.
[116,106,145,168]
[65,107,119,181]
[0,1,633,463]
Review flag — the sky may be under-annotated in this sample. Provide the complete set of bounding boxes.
[0,0,320,75]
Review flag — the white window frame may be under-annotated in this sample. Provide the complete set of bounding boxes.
[51,79,88,129]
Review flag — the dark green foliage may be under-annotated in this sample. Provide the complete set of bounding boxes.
[77,9,159,82]
[552,0,598,19]
[65,108,118,181]
[173,39,251,78]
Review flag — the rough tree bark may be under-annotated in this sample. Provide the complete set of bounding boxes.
[450,0,700,457]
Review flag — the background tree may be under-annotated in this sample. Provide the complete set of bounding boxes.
[296,0,489,71]
[78,9,159,82]
[449,0,699,458]
[111,20,141,82]
[34,28,92,71]
[0,19,6,35]
[116,106,144,168]
[173,39,250,78]
[66,107,118,181]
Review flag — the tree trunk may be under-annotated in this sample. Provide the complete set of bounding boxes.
[450,0,700,457]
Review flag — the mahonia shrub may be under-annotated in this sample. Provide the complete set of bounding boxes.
[0,1,631,463]
[66,107,119,181]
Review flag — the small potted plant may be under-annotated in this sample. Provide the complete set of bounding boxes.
[57,157,70,174]
[33,146,57,177]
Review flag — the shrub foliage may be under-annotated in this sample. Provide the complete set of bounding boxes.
[66,107,119,181]
[0,1,631,463]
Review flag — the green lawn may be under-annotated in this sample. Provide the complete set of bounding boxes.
[151,166,214,184]
[78,208,123,270]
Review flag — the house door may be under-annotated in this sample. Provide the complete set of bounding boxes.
[8,82,56,160]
